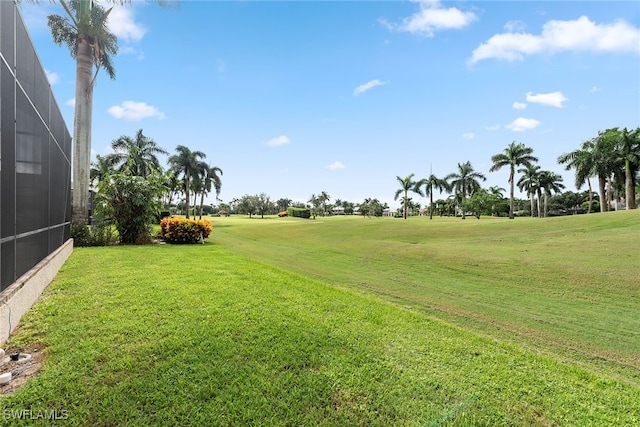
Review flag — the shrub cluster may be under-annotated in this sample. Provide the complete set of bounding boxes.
[278,211,288,217]
[71,222,117,247]
[287,207,311,218]
[160,217,213,244]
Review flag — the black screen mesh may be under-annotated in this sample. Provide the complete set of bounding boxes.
[1,2,72,291]
[1,61,16,241]
[0,1,15,69]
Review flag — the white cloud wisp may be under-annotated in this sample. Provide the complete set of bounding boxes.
[506,117,541,132]
[266,135,291,147]
[353,80,387,96]
[526,91,568,108]
[107,6,146,43]
[327,161,346,170]
[108,101,166,121]
[384,0,477,37]
[470,16,640,64]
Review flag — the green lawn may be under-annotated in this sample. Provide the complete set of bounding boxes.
[0,211,638,425]
[212,211,640,385]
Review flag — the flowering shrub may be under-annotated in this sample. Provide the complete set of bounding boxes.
[160,217,213,244]
[278,211,288,217]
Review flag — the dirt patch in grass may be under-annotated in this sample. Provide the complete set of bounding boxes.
[0,345,45,395]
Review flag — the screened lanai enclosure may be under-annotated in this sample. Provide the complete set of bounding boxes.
[0,1,72,291]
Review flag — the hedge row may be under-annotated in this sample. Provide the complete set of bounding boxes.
[287,207,311,218]
[159,217,213,244]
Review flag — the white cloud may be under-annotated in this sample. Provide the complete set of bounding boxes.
[44,69,59,85]
[107,6,146,43]
[512,101,527,110]
[266,135,291,147]
[388,0,477,37]
[462,132,475,140]
[504,20,526,33]
[119,46,136,55]
[65,98,75,107]
[485,124,501,131]
[353,79,387,96]
[118,46,144,60]
[526,91,568,108]
[107,101,166,121]
[470,16,640,64]
[589,86,601,93]
[506,117,541,132]
[327,161,346,170]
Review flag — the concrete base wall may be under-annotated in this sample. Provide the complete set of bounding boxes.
[0,239,73,344]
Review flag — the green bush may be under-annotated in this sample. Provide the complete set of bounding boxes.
[581,200,600,212]
[71,222,117,247]
[88,221,117,246]
[71,224,91,247]
[287,207,311,218]
[97,170,167,244]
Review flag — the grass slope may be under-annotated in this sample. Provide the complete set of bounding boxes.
[0,212,638,425]
[211,211,640,385]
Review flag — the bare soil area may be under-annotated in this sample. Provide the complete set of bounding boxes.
[0,345,44,395]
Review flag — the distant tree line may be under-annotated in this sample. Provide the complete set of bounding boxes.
[391,127,639,220]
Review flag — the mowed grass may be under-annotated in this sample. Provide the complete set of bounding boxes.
[0,212,637,425]
[211,211,640,385]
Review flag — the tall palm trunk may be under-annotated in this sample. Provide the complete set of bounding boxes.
[508,171,515,219]
[535,188,542,217]
[625,160,636,210]
[598,176,607,212]
[403,192,408,219]
[429,185,434,220]
[586,178,593,214]
[199,191,205,219]
[530,193,535,217]
[544,192,549,217]
[184,175,191,219]
[72,38,94,225]
[606,176,613,211]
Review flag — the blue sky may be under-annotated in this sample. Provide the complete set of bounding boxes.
[20,0,640,208]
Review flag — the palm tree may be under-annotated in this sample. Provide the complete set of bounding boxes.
[48,0,118,224]
[416,174,450,220]
[558,142,597,214]
[539,171,565,217]
[163,171,180,209]
[394,174,423,219]
[189,160,207,217]
[517,164,541,217]
[488,185,506,198]
[106,129,168,177]
[445,162,486,219]
[196,164,223,219]
[490,142,538,219]
[318,191,331,216]
[167,145,206,219]
[591,130,621,212]
[46,0,175,224]
[617,127,640,210]
[89,154,113,187]
[308,194,319,219]
[488,185,506,216]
